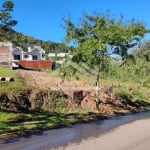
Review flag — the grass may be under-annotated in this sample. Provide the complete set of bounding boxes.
[0,67,30,94]
[0,111,18,122]
[70,72,150,103]
[0,67,15,77]
[0,110,103,135]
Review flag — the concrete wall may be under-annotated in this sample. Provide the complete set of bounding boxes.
[0,42,12,66]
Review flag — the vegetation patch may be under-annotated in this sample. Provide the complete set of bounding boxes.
[0,67,30,94]
[0,110,108,138]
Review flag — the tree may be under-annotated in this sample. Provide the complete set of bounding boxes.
[64,12,148,59]
[63,11,149,100]
[132,41,150,87]
[0,0,17,29]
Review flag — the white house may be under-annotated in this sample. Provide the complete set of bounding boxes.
[57,52,70,58]
[11,45,46,68]
[48,52,73,58]
[48,53,56,57]
[12,45,45,61]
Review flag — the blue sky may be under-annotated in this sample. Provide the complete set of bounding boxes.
[5,0,150,42]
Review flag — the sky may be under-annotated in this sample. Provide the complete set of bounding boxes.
[2,0,150,43]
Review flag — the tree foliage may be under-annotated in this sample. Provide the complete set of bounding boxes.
[133,41,150,86]
[64,11,149,64]
[0,0,17,29]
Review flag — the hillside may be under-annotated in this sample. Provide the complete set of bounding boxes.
[14,69,150,114]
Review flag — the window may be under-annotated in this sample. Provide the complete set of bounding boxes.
[42,54,45,57]
[32,55,38,60]
[14,55,20,60]
[24,55,29,58]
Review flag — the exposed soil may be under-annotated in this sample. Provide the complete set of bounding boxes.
[15,69,146,115]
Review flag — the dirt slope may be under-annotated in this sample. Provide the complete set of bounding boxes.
[15,69,144,115]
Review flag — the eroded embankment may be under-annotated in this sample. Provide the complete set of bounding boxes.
[0,86,148,114]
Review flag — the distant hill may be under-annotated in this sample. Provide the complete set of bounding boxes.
[0,27,74,54]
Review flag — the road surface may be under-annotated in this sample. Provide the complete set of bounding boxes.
[55,118,150,150]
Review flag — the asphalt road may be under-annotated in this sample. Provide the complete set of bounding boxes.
[0,111,150,150]
[57,118,150,150]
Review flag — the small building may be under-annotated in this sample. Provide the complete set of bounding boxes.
[12,45,45,61]
[48,53,56,57]
[0,42,13,66]
[56,52,69,58]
